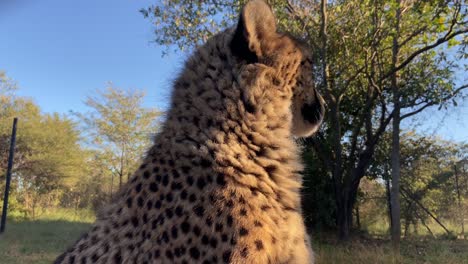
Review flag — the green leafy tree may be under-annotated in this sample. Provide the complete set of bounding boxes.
[142,0,468,240]
[1,80,88,219]
[76,85,161,198]
[371,132,467,238]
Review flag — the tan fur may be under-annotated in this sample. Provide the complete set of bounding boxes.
[54,1,324,263]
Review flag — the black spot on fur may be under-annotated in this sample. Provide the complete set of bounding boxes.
[202,235,209,245]
[189,247,200,260]
[166,192,174,202]
[175,206,183,216]
[171,181,183,190]
[193,225,201,236]
[113,251,122,264]
[210,238,218,248]
[193,205,205,217]
[149,182,158,192]
[216,174,226,186]
[162,175,169,186]
[131,217,139,227]
[196,177,206,190]
[215,223,223,232]
[189,194,197,203]
[200,158,211,168]
[265,165,278,174]
[239,227,249,236]
[155,174,161,182]
[255,240,264,250]
[205,216,213,226]
[240,247,249,258]
[221,234,228,242]
[239,208,247,216]
[181,221,190,233]
[135,183,142,193]
[154,249,160,258]
[181,189,188,199]
[166,208,174,218]
[154,200,162,209]
[166,250,174,259]
[222,250,232,262]
[226,214,233,226]
[181,166,191,173]
[171,226,178,239]
[137,197,144,207]
[186,176,194,186]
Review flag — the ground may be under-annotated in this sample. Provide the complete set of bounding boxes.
[0,209,467,264]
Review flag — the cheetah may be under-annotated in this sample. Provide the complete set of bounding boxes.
[54,0,325,263]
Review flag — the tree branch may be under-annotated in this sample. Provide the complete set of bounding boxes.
[401,84,468,120]
[381,29,468,81]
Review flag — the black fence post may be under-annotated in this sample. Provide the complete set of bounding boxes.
[1,117,18,234]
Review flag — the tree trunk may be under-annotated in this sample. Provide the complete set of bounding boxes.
[336,197,351,240]
[454,164,465,239]
[385,177,393,233]
[355,202,361,230]
[390,0,402,255]
[335,183,359,240]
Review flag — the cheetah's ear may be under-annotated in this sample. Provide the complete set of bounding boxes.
[230,0,277,63]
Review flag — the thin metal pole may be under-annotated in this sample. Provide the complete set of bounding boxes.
[1,117,18,234]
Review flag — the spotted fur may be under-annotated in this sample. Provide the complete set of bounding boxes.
[54,1,324,263]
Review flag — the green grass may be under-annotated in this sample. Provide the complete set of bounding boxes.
[0,208,93,264]
[0,209,467,263]
[313,235,468,264]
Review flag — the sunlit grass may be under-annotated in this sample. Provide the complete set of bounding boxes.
[0,208,94,264]
[35,207,96,223]
[0,209,467,263]
[364,216,467,239]
[313,235,468,264]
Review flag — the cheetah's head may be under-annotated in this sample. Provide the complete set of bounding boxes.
[230,0,325,138]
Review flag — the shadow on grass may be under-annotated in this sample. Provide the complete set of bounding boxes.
[0,220,91,264]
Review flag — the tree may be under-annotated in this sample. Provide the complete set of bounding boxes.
[0,70,17,95]
[371,131,467,238]
[142,0,468,239]
[390,0,403,252]
[1,82,88,219]
[76,85,161,198]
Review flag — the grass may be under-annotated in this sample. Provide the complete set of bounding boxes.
[313,234,468,264]
[0,208,93,264]
[0,209,467,263]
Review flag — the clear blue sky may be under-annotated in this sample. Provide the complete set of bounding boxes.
[0,0,187,111]
[1,0,466,142]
